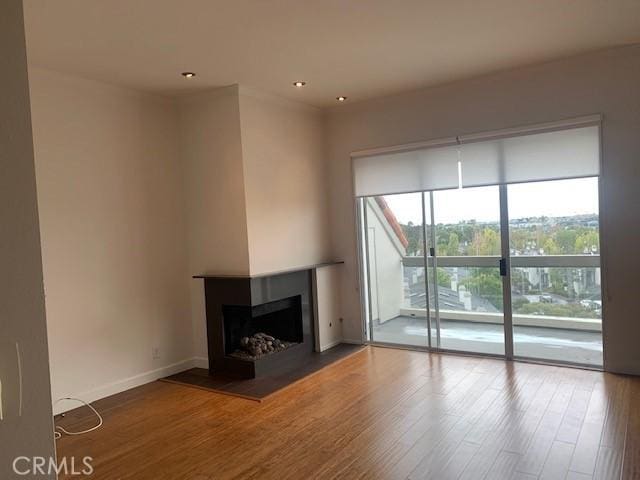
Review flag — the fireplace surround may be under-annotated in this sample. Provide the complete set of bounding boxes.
[194,267,323,379]
[223,295,303,358]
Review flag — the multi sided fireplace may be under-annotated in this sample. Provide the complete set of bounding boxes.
[195,268,316,379]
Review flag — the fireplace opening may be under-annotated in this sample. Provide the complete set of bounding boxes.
[222,295,303,360]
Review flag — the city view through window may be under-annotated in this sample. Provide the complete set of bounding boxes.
[362,177,603,366]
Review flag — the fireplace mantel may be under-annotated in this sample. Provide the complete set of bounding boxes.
[194,261,343,379]
[193,260,343,280]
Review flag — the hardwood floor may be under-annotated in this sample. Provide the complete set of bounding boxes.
[55,347,640,479]
[161,343,363,400]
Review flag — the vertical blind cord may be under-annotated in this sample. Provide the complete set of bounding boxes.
[456,136,463,189]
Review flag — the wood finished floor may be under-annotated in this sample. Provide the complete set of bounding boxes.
[161,343,363,400]
[55,347,640,480]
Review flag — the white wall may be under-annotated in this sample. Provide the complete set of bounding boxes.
[29,68,194,408]
[312,265,344,351]
[326,45,640,374]
[178,86,250,360]
[365,199,405,324]
[0,1,56,476]
[239,88,332,275]
[179,86,251,276]
[180,87,333,358]
[27,77,334,398]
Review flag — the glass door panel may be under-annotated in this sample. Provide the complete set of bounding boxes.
[363,193,429,348]
[358,178,603,368]
[507,177,603,366]
[430,186,505,355]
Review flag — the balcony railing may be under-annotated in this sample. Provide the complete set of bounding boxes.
[401,254,600,269]
[398,307,601,332]
[398,254,601,332]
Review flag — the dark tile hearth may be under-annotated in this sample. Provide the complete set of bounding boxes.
[161,343,363,401]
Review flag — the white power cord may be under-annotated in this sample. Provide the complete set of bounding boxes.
[53,397,103,440]
[16,342,23,417]
[0,342,23,421]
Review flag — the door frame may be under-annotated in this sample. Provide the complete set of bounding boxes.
[499,184,514,360]
[423,186,509,357]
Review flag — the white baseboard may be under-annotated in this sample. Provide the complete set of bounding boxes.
[341,338,365,345]
[318,339,343,352]
[53,357,200,415]
[193,356,209,368]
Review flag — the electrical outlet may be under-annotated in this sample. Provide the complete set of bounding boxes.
[152,347,160,359]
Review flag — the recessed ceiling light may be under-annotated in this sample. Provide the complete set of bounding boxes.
[293,81,306,87]
[336,96,347,102]
[181,72,196,78]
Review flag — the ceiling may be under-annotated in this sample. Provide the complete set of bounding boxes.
[23,0,640,107]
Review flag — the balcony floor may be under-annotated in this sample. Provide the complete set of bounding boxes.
[372,315,603,366]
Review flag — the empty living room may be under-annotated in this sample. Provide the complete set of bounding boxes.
[3,0,640,478]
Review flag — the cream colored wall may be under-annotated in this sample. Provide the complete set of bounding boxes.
[238,89,331,275]
[178,86,250,359]
[0,1,56,475]
[181,87,332,357]
[29,68,194,408]
[179,86,250,276]
[179,86,330,359]
[312,265,343,351]
[365,199,405,324]
[325,45,640,374]
[28,76,333,394]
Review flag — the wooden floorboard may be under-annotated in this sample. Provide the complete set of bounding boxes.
[54,347,640,480]
[161,343,364,401]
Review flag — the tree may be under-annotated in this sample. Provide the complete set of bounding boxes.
[402,222,423,256]
[471,228,501,255]
[512,297,530,310]
[447,232,460,256]
[556,229,578,254]
[459,268,503,310]
[575,230,599,254]
[542,237,560,255]
[515,302,599,319]
[549,269,569,296]
[437,268,451,288]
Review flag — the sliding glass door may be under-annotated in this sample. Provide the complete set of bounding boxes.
[355,118,603,367]
[507,177,603,366]
[361,186,508,356]
[360,180,604,366]
[363,192,430,348]
[430,186,506,355]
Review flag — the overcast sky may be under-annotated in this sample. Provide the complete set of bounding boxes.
[384,177,599,225]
